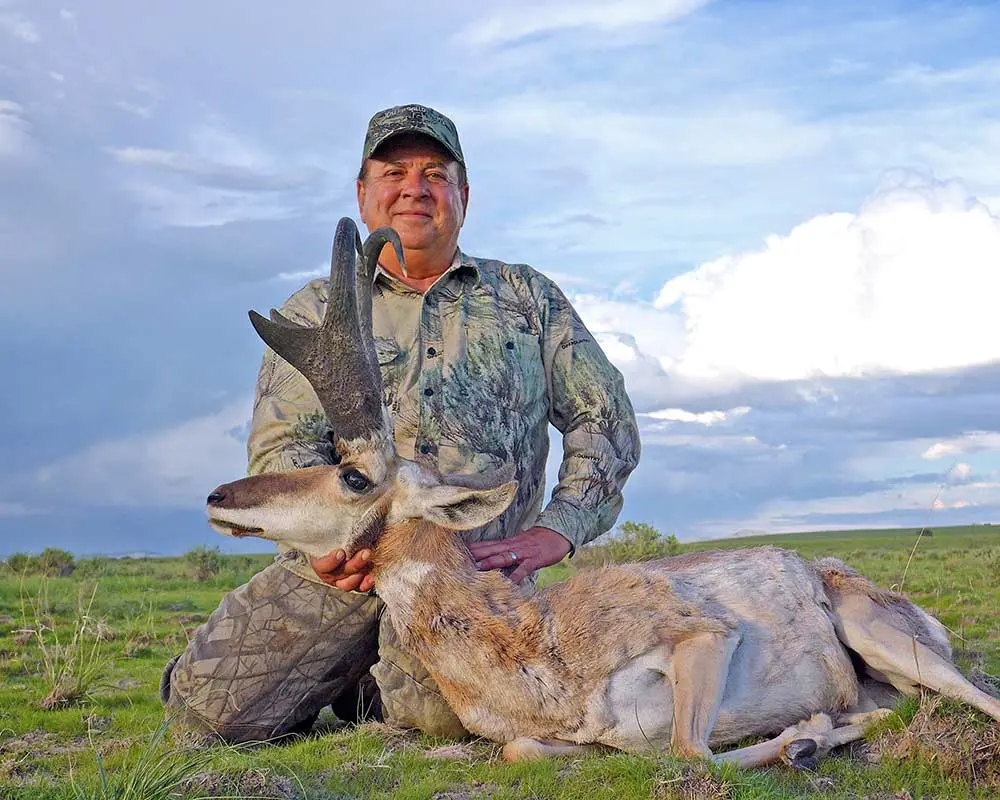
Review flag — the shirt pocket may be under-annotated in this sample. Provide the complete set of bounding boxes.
[495,328,546,412]
[374,337,405,412]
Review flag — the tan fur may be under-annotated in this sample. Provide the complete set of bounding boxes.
[372,521,741,746]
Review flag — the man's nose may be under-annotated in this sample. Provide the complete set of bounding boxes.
[400,171,431,196]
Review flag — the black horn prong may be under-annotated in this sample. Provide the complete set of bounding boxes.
[362,226,407,278]
[248,310,314,366]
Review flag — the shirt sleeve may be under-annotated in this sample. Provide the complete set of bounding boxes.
[245,280,340,476]
[531,278,642,553]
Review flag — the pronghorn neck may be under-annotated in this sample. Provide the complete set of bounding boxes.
[369,520,526,651]
[370,519,477,581]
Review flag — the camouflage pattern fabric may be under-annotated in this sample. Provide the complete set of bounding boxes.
[362,103,465,165]
[161,555,464,741]
[161,251,640,742]
[251,252,641,569]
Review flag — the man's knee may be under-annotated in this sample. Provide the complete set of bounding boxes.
[374,618,468,739]
[159,558,380,742]
[371,657,468,739]
[159,647,291,743]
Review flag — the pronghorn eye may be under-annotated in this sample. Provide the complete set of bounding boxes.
[342,468,372,493]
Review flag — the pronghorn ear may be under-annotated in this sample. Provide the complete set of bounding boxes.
[420,480,518,531]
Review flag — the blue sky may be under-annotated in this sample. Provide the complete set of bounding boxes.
[4,0,1000,556]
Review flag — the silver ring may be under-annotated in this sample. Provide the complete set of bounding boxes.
[508,550,518,563]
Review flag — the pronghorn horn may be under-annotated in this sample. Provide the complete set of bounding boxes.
[248,217,404,451]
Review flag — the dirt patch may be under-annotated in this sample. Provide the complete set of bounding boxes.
[431,784,502,800]
[869,697,1000,792]
[94,621,117,641]
[355,721,423,750]
[423,743,477,761]
[1,754,37,783]
[0,730,92,758]
[123,632,155,657]
[654,764,733,800]
[84,713,111,734]
[181,767,304,799]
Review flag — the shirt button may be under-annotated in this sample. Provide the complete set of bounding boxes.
[505,341,515,350]
[424,388,434,397]
[426,347,437,357]
[419,444,431,455]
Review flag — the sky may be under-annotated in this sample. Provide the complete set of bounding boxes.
[4,0,1000,556]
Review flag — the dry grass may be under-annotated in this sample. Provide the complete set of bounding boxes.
[18,583,109,710]
[869,696,1000,793]
[654,763,733,800]
[430,784,503,800]
[179,767,305,799]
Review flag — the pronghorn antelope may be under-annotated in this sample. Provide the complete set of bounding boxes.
[206,218,1000,768]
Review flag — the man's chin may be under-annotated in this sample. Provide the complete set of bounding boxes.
[391,217,434,238]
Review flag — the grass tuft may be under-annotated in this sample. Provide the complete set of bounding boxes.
[868,696,1000,792]
[18,582,110,710]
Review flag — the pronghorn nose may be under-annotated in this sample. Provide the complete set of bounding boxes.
[207,489,227,505]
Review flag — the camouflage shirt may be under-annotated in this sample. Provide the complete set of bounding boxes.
[247,250,641,579]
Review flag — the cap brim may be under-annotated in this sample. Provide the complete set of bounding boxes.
[367,126,463,165]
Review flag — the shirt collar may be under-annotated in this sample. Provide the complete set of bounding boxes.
[374,248,480,291]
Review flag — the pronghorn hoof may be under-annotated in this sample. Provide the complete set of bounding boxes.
[784,737,819,770]
[503,738,545,762]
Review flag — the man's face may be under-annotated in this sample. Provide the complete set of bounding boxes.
[357,135,469,257]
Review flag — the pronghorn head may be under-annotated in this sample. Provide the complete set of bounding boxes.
[205,217,517,559]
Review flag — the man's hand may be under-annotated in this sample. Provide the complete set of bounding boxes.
[310,549,375,593]
[467,526,572,584]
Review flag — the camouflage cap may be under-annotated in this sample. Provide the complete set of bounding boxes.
[362,104,465,166]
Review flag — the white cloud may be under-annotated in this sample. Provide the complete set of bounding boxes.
[698,480,953,539]
[0,100,30,160]
[571,172,1000,390]
[922,432,1000,460]
[0,501,41,518]
[460,94,829,169]
[644,406,750,426]
[275,266,325,283]
[0,11,38,43]
[887,59,1000,88]
[33,400,252,508]
[825,58,869,77]
[639,428,766,452]
[114,100,152,119]
[109,146,324,191]
[109,128,330,227]
[458,0,710,47]
[947,462,972,483]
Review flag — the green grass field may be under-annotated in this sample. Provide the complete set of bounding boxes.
[1,525,997,799]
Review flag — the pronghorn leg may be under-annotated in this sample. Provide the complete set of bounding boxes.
[502,737,605,762]
[832,594,1000,722]
[669,629,741,759]
[712,711,884,769]
[836,708,894,727]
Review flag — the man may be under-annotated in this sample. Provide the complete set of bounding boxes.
[161,104,641,742]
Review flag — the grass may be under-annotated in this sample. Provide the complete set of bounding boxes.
[0,525,997,799]
[18,582,110,710]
